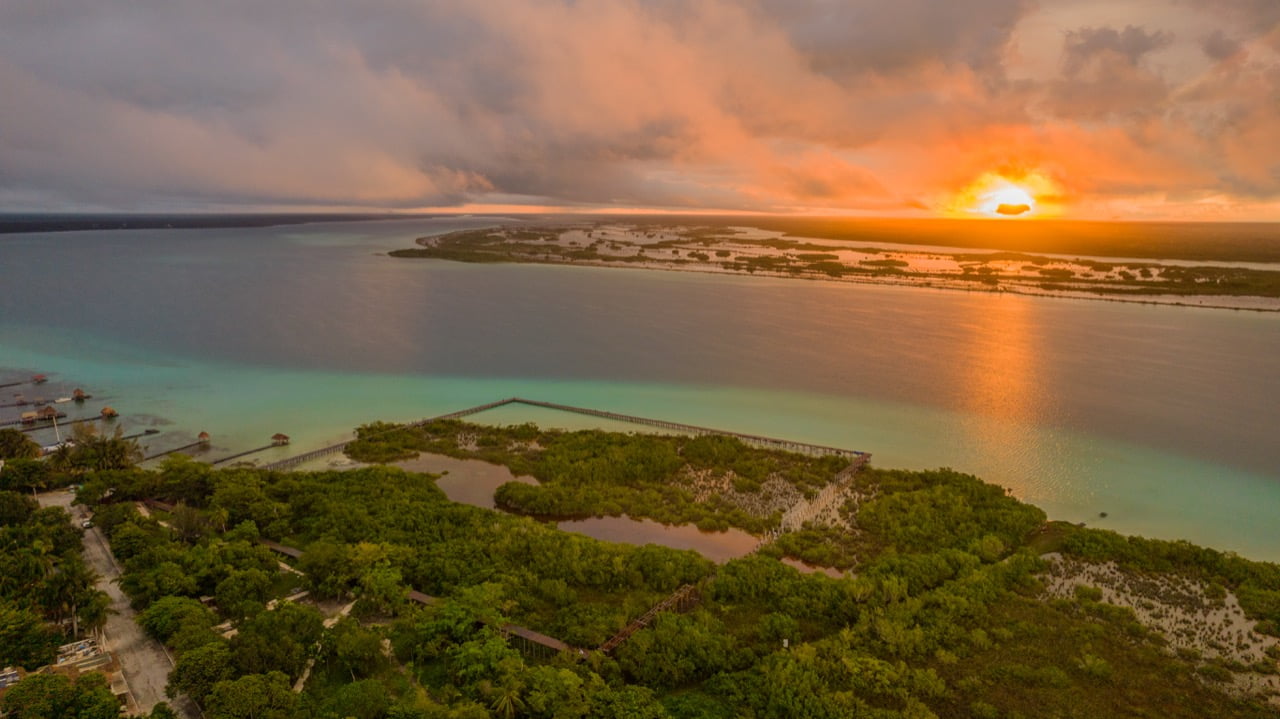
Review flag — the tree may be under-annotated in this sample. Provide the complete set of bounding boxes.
[298,540,356,599]
[68,424,142,472]
[148,703,179,719]
[167,641,234,704]
[231,604,323,679]
[0,459,53,493]
[0,428,40,460]
[139,596,216,643]
[39,553,105,638]
[0,602,59,669]
[357,564,406,615]
[325,679,391,719]
[0,490,38,526]
[324,618,385,680]
[0,672,121,719]
[205,671,297,719]
[214,568,272,620]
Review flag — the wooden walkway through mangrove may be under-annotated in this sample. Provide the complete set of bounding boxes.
[176,397,872,657]
[260,397,868,471]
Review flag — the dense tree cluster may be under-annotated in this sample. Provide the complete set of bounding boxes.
[0,428,41,461]
[0,425,142,494]
[2,423,1277,718]
[0,490,107,669]
[350,421,849,536]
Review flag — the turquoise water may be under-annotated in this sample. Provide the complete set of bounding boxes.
[2,219,1278,560]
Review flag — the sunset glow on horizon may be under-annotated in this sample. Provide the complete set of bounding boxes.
[941,171,1064,220]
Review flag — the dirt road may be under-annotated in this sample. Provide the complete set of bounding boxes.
[37,491,194,717]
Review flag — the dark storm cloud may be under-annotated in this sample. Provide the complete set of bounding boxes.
[0,0,1278,216]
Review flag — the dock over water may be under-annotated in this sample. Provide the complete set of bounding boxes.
[260,397,869,472]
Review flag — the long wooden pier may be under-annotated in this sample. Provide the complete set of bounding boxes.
[260,397,868,472]
[142,439,210,462]
[210,444,277,466]
[1,412,67,429]
[118,429,160,442]
[508,398,867,459]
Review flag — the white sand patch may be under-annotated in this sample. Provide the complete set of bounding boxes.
[1041,554,1280,704]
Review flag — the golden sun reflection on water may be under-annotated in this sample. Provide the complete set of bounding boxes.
[962,295,1037,423]
[953,294,1066,499]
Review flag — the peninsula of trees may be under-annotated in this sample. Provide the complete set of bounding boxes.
[1,420,1278,718]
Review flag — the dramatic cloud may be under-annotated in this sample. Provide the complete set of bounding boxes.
[0,0,1277,218]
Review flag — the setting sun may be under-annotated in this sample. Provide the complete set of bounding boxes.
[981,186,1036,216]
[943,170,1061,219]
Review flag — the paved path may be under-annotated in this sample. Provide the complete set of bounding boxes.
[38,491,196,717]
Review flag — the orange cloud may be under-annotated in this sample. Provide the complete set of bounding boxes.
[1,1,1278,219]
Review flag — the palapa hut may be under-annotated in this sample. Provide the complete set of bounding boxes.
[271,433,290,446]
[37,406,59,420]
[32,374,47,384]
[197,431,211,444]
[72,388,88,402]
[100,407,118,418]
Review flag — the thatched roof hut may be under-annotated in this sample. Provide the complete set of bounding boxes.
[197,431,211,443]
[100,407,118,418]
[271,433,290,446]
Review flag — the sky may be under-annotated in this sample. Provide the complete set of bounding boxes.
[1,0,1278,220]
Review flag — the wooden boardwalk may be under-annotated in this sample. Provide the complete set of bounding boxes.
[1,412,67,428]
[778,454,869,532]
[598,583,701,654]
[142,439,209,462]
[259,397,869,471]
[209,444,277,466]
[211,397,870,657]
[257,541,579,659]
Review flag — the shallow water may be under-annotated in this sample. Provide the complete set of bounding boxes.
[392,453,757,562]
[2,218,1278,559]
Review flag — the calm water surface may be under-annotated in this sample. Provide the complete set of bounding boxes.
[1,219,1277,559]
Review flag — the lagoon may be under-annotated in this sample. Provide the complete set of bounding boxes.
[1,218,1278,559]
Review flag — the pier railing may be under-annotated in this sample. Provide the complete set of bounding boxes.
[260,396,868,472]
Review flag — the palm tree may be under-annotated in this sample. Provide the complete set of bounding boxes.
[487,679,526,719]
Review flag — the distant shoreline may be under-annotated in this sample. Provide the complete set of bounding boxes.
[394,226,1280,313]
[0,212,413,235]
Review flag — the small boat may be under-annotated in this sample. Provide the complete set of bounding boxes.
[54,397,72,404]
[41,440,76,456]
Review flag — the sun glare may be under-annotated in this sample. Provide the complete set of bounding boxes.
[980,186,1036,216]
[944,171,1061,219]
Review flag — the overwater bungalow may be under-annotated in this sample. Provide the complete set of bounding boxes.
[198,431,211,444]
[38,406,59,420]
[271,433,290,446]
[100,406,118,418]
[32,374,47,384]
[19,411,37,424]
[72,389,88,402]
